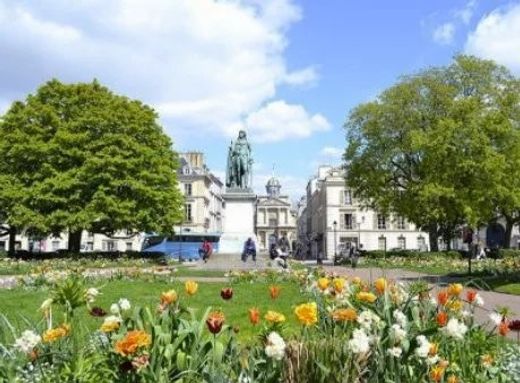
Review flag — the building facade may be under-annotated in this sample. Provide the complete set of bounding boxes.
[0,229,144,253]
[299,166,431,259]
[176,152,224,234]
[255,176,297,251]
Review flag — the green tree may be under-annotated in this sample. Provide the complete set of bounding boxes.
[0,79,183,251]
[344,55,519,250]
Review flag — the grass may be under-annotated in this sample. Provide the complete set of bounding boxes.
[0,279,304,341]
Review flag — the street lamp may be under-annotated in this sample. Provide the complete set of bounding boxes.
[333,220,338,263]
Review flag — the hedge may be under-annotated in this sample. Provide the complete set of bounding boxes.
[7,250,166,262]
[363,250,462,260]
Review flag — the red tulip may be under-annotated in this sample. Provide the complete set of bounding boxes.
[221,287,233,300]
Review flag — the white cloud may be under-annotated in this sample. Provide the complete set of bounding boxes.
[455,0,477,25]
[320,146,343,159]
[283,67,318,86]
[433,23,455,45]
[465,4,520,74]
[236,100,330,143]
[0,0,322,141]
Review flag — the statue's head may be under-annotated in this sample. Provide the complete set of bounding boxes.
[238,130,246,139]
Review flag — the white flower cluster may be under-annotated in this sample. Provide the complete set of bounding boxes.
[85,288,100,303]
[415,335,431,358]
[357,310,381,330]
[349,328,371,354]
[391,324,407,342]
[387,346,403,358]
[14,330,41,353]
[393,310,407,328]
[443,318,468,340]
[265,332,285,360]
[110,298,131,314]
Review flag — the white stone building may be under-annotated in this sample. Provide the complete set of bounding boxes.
[299,165,430,259]
[176,152,224,234]
[255,176,297,251]
[0,229,143,253]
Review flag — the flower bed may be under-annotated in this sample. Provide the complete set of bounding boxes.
[0,269,519,382]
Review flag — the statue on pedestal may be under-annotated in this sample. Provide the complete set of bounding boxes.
[226,130,253,190]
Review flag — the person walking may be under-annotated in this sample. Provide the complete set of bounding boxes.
[242,237,256,262]
[199,239,213,263]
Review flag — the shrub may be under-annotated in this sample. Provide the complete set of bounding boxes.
[9,250,166,262]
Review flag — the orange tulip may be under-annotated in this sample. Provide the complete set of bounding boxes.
[466,290,477,303]
[248,308,260,325]
[331,308,357,322]
[114,330,151,356]
[206,311,225,334]
[429,366,445,382]
[498,321,510,337]
[160,290,178,306]
[447,375,458,383]
[429,343,439,357]
[436,312,448,327]
[269,285,281,300]
[437,290,449,306]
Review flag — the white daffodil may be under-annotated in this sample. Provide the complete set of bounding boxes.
[265,332,285,360]
[118,298,131,312]
[110,303,120,315]
[443,318,468,340]
[349,328,371,354]
[415,335,431,358]
[14,330,41,354]
[388,347,403,358]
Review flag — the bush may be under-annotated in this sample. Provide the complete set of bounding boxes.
[9,250,166,262]
[363,250,462,260]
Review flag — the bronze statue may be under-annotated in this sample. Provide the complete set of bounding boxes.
[226,130,253,190]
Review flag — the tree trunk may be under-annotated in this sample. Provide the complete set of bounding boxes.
[504,215,514,249]
[68,230,83,252]
[8,226,16,257]
[428,224,439,252]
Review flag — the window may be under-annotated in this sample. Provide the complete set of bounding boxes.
[398,236,406,250]
[183,166,190,175]
[343,189,352,205]
[87,231,94,238]
[185,204,192,222]
[417,236,426,251]
[85,242,94,251]
[126,242,133,251]
[378,236,386,250]
[269,218,278,227]
[342,213,353,230]
[0,241,5,251]
[102,240,117,251]
[184,183,192,196]
[377,214,386,230]
[52,241,60,251]
[396,216,406,230]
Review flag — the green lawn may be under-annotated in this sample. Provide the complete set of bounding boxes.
[0,279,303,341]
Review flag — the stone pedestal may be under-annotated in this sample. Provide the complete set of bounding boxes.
[219,191,257,253]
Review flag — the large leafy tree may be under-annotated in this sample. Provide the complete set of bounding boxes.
[344,56,519,250]
[0,79,183,251]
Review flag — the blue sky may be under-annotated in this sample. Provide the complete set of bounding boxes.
[1,0,519,199]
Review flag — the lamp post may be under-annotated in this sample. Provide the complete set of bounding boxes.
[333,220,338,264]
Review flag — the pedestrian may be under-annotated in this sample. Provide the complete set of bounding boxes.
[242,237,256,262]
[199,238,213,263]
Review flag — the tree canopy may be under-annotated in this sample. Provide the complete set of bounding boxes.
[344,55,520,250]
[0,79,184,252]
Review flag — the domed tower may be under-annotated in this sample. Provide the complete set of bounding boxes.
[266,176,281,198]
